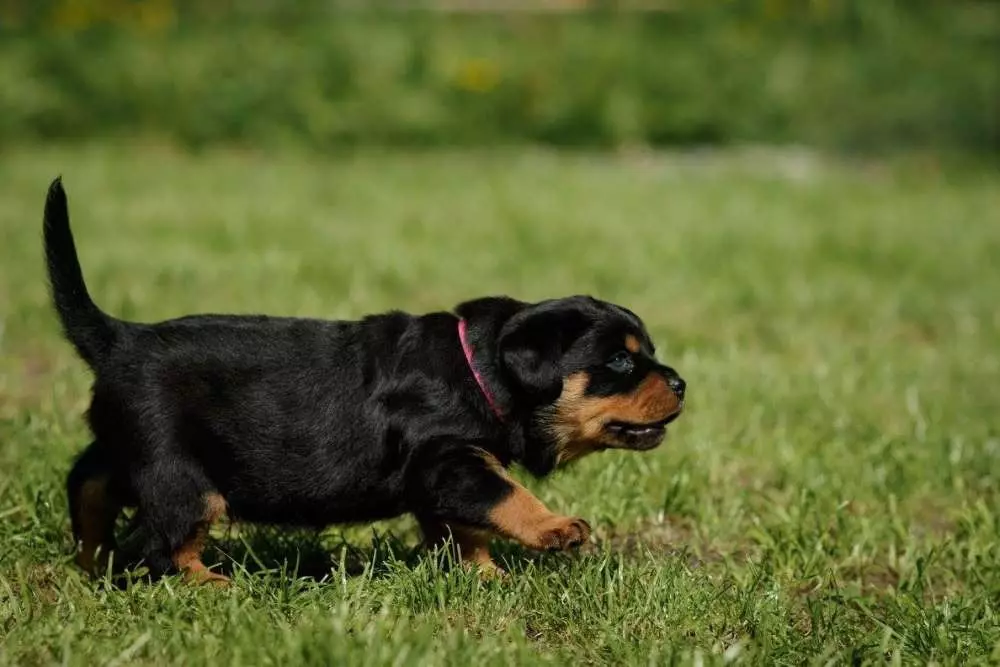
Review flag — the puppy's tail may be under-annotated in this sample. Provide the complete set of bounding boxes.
[43,178,123,368]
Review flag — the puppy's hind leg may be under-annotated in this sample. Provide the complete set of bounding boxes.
[417,515,502,577]
[67,441,123,574]
[131,463,230,585]
[172,492,230,585]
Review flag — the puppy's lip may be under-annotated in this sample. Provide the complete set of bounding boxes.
[605,410,681,434]
[604,410,681,450]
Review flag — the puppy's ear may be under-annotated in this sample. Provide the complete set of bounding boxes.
[497,300,594,400]
[455,296,527,324]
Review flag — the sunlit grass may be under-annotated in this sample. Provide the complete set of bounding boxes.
[0,146,998,665]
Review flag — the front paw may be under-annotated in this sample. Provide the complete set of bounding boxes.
[536,516,591,551]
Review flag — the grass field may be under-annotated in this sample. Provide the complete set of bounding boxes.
[0,146,998,665]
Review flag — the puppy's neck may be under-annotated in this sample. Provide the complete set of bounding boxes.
[453,299,518,420]
[454,297,560,477]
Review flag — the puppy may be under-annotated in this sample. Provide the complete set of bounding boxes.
[44,178,686,582]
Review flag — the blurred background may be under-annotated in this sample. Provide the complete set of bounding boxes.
[1,0,996,155]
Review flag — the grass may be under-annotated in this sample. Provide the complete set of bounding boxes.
[0,145,998,665]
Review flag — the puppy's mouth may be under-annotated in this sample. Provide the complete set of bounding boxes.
[604,410,682,450]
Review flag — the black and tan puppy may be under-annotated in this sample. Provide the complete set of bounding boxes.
[45,178,685,582]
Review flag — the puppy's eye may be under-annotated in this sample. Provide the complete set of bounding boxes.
[606,351,634,374]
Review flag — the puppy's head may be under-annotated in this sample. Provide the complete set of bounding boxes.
[497,296,685,465]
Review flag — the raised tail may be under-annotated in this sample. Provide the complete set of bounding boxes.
[43,178,121,368]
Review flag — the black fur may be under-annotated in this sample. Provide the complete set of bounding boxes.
[46,178,685,578]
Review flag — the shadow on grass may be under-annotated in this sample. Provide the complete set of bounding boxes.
[203,525,423,581]
[94,514,736,588]
[95,517,427,588]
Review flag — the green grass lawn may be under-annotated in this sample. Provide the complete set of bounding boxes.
[0,146,998,665]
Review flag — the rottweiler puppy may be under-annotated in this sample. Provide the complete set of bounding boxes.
[44,178,685,582]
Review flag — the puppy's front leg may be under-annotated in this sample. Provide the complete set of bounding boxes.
[486,474,591,552]
[416,446,591,568]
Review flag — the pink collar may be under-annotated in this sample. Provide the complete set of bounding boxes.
[458,318,504,421]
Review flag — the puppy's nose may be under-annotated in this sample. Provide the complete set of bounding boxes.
[668,375,686,400]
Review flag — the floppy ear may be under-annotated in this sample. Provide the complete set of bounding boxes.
[497,301,593,401]
[454,296,527,324]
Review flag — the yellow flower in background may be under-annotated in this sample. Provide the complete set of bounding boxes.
[50,0,95,30]
[454,59,500,94]
[48,0,174,33]
[134,0,175,33]
[810,0,832,18]
[763,0,791,20]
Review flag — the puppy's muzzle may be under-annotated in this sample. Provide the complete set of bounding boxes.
[605,370,686,450]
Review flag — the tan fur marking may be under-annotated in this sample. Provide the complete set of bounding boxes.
[422,519,503,577]
[74,475,121,573]
[172,492,229,585]
[422,451,589,571]
[452,527,500,575]
[547,371,681,464]
[487,472,591,551]
[472,447,506,475]
[624,335,642,353]
[473,452,552,545]
[487,481,552,543]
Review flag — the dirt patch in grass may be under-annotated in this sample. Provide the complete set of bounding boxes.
[837,564,902,595]
[584,515,755,569]
[3,563,63,608]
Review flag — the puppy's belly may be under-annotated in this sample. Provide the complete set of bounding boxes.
[220,463,406,528]
[177,406,408,527]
